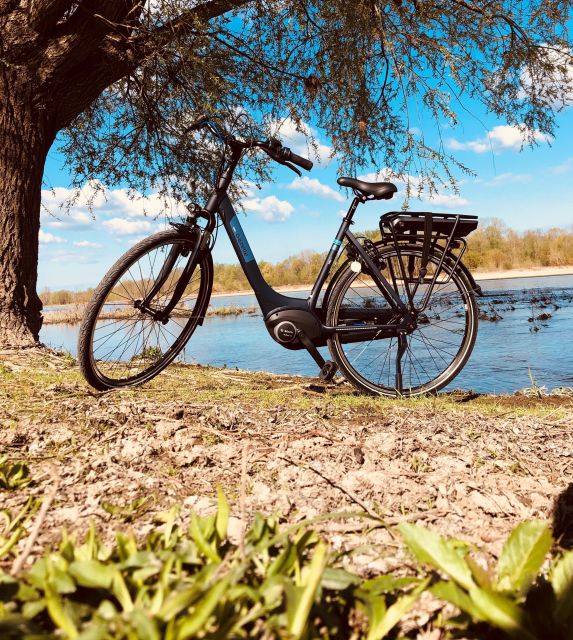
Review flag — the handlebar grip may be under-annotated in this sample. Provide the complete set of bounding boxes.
[287,151,313,171]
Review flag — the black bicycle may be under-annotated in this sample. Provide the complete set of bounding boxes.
[78,117,482,396]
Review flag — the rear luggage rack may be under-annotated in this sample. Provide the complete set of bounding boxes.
[378,211,479,298]
[380,211,478,238]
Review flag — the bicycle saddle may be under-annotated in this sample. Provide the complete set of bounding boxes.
[337,177,397,200]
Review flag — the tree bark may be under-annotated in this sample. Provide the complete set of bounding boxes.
[0,0,250,347]
[0,68,54,347]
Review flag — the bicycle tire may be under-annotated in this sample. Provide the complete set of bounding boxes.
[326,243,478,396]
[78,229,213,390]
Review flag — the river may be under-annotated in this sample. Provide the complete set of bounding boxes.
[41,274,573,394]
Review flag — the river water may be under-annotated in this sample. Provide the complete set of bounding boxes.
[42,274,573,394]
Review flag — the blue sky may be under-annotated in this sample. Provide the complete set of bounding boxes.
[39,104,573,291]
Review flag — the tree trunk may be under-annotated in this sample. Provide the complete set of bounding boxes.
[0,70,54,348]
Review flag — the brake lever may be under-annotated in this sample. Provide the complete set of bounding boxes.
[280,160,302,177]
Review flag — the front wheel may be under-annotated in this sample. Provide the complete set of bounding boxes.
[326,244,478,396]
[78,229,213,390]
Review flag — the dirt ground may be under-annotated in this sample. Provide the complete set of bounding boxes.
[1,348,572,577]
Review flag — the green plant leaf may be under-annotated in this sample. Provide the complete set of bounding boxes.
[551,550,573,625]
[466,554,493,589]
[366,577,430,640]
[399,523,474,590]
[215,485,229,542]
[469,586,535,639]
[190,513,220,563]
[69,560,115,589]
[112,570,133,612]
[321,567,360,591]
[45,582,79,639]
[430,580,486,621]
[360,575,418,595]
[159,585,203,622]
[287,541,328,639]
[128,608,160,640]
[496,520,552,594]
[176,575,230,639]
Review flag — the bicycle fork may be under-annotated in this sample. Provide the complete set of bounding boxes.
[135,228,205,323]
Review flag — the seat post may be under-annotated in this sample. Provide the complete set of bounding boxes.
[344,196,364,224]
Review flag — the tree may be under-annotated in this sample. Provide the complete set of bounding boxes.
[0,0,571,347]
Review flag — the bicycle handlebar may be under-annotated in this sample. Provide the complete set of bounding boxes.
[188,116,313,173]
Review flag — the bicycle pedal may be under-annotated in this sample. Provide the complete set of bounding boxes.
[319,361,338,382]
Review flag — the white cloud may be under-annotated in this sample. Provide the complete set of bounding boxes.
[424,194,469,208]
[549,158,573,175]
[446,124,551,154]
[102,218,154,236]
[73,240,102,248]
[271,117,332,164]
[39,230,66,244]
[41,180,185,231]
[47,251,101,265]
[242,195,294,222]
[288,176,345,202]
[519,45,573,107]
[484,172,532,187]
[47,211,92,229]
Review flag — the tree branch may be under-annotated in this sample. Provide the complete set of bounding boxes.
[140,0,250,43]
[52,0,251,130]
[28,0,76,32]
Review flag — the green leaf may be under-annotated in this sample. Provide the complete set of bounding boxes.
[466,554,493,589]
[45,582,79,639]
[496,520,552,594]
[190,513,220,563]
[77,622,108,640]
[399,523,474,591]
[469,586,535,639]
[69,560,115,589]
[360,575,418,595]
[267,541,297,578]
[159,585,204,621]
[430,580,486,621]
[366,577,430,640]
[95,599,117,621]
[176,575,230,639]
[112,570,133,612]
[128,608,160,640]
[321,567,360,591]
[215,485,229,542]
[551,550,573,625]
[287,541,328,639]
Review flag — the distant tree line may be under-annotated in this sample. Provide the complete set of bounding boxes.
[464,220,573,271]
[40,221,573,305]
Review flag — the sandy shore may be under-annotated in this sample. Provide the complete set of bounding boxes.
[211,265,573,298]
[474,264,573,282]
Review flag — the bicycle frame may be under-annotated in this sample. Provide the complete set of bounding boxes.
[212,193,407,320]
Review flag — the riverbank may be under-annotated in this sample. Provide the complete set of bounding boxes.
[209,264,573,298]
[43,303,258,324]
[1,348,572,571]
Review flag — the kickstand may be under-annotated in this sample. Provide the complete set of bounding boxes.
[297,330,338,381]
[395,332,408,395]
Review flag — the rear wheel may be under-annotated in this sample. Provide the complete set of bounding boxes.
[326,244,478,396]
[78,229,213,390]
